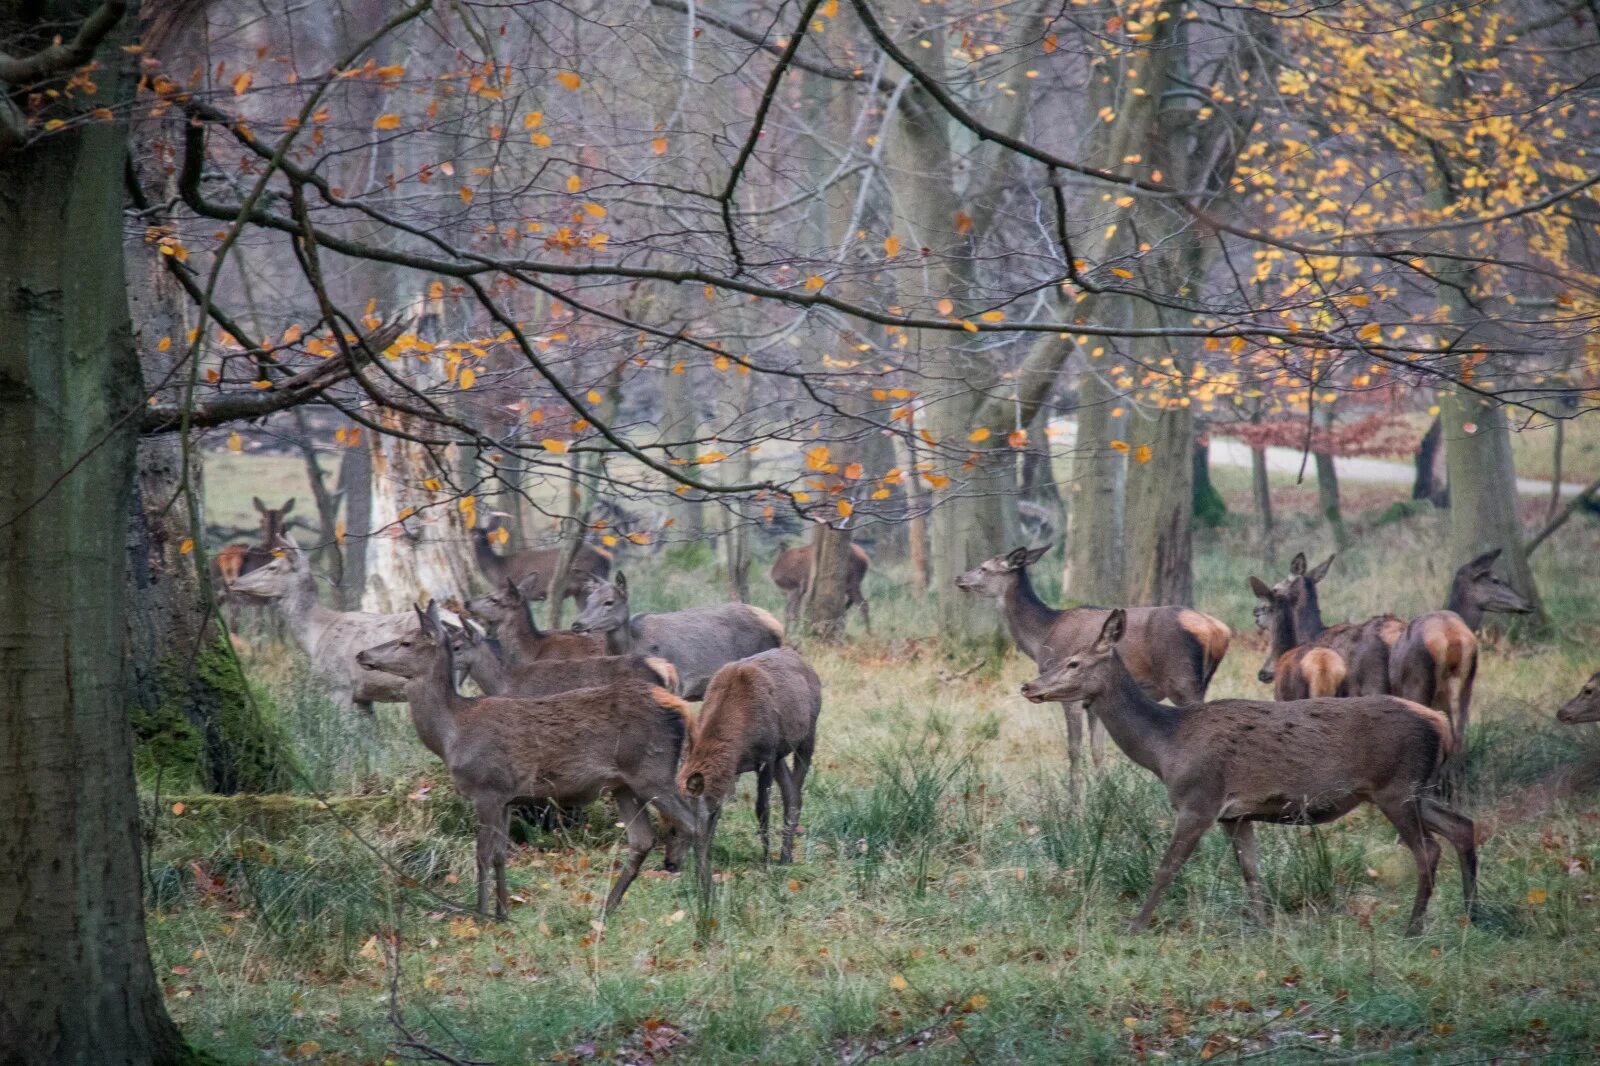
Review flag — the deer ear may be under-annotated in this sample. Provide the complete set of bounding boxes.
[1005,546,1031,569]
[1248,576,1274,601]
[1468,548,1502,574]
[253,496,267,514]
[1307,554,1336,583]
[414,604,430,630]
[684,772,705,797]
[281,498,295,516]
[613,571,628,596]
[1289,551,1308,576]
[1024,544,1051,566]
[516,572,545,601]
[1094,608,1127,652]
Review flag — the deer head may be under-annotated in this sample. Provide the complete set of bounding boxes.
[356,602,448,679]
[229,536,309,600]
[954,545,1050,598]
[1557,671,1600,725]
[569,571,629,635]
[1020,609,1126,705]
[1452,549,1534,617]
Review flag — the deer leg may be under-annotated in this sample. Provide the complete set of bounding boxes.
[1085,704,1106,768]
[772,756,803,864]
[754,763,774,862]
[1377,795,1440,936]
[784,588,803,633]
[605,790,656,914]
[1128,809,1215,933]
[1422,798,1480,923]
[1059,702,1084,793]
[473,797,507,919]
[494,804,512,921]
[1223,819,1269,922]
[859,596,871,634]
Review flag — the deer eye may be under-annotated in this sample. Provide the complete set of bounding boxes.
[1067,660,1080,669]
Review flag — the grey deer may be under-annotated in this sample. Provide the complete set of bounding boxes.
[1021,610,1479,935]
[569,571,785,699]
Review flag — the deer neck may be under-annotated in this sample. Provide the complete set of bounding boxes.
[1445,578,1484,632]
[1003,568,1062,663]
[1293,586,1325,641]
[472,538,504,582]
[604,618,635,656]
[405,654,465,760]
[1268,601,1300,660]
[1086,655,1180,776]
[276,570,337,655]
[469,641,511,696]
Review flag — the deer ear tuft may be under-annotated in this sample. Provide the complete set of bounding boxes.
[1307,554,1336,583]
[1094,608,1127,652]
[613,571,628,596]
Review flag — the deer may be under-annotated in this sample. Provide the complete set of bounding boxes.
[1248,554,1400,700]
[569,571,786,700]
[356,602,698,919]
[470,524,611,606]
[464,575,607,661]
[212,497,296,626]
[1020,610,1480,936]
[1557,672,1600,724]
[954,546,1231,788]
[446,622,679,697]
[677,648,822,889]
[228,536,454,713]
[769,541,871,633]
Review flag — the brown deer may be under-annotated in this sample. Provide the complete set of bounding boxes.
[677,648,822,887]
[769,542,871,633]
[464,576,607,661]
[570,571,786,699]
[447,622,679,697]
[213,497,296,625]
[1557,672,1600,724]
[1249,556,1400,699]
[954,546,1231,787]
[470,525,611,606]
[356,602,698,918]
[1021,610,1479,935]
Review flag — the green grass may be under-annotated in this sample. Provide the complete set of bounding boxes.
[148,451,1600,1063]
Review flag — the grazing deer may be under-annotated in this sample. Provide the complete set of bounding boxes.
[1021,610,1479,935]
[357,603,697,918]
[229,536,444,713]
[1557,672,1600,724]
[569,571,786,699]
[447,622,678,697]
[470,525,611,606]
[465,576,607,661]
[677,648,822,886]
[769,541,871,633]
[955,546,1230,787]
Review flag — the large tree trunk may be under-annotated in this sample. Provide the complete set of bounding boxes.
[1123,388,1195,606]
[1251,442,1275,564]
[1412,414,1442,502]
[0,5,189,1058]
[1066,369,1124,604]
[1191,434,1227,529]
[801,522,855,642]
[337,437,372,609]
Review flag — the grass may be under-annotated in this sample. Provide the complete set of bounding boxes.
[146,465,1600,1064]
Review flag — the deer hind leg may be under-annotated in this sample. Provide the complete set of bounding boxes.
[784,588,804,634]
[1422,798,1480,923]
[474,797,511,920]
[1086,705,1106,768]
[858,596,871,634]
[1060,701,1085,792]
[606,790,656,913]
[1223,819,1269,923]
[1376,794,1440,936]
[754,763,774,862]
[1128,807,1215,933]
[772,756,804,864]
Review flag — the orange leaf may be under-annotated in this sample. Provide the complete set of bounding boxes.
[837,499,853,518]
[227,432,243,453]
[871,488,891,500]
[651,136,668,155]
[458,368,476,389]
[374,113,402,131]
[1134,445,1153,464]
[1007,429,1028,449]
[954,211,973,235]
[1109,440,1130,453]
[179,538,195,555]
[566,174,582,193]
[968,427,991,442]
[458,186,474,205]
[843,462,864,480]
[232,72,253,96]
[1043,33,1058,53]
[804,275,826,291]
[542,438,569,453]
[936,298,954,316]
[883,234,901,257]
[979,310,1005,323]
[556,71,581,90]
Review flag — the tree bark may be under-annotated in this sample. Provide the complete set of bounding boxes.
[801,522,855,642]
[1314,441,1352,551]
[1191,435,1227,529]
[1412,414,1442,502]
[1066,368,1124,605]
[1123,390,1195,606]
[1251,443,1275,564]
[0,4,189,1058]
[337,436,372,610]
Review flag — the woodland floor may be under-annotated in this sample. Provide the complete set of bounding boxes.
[147,458,1600,1064]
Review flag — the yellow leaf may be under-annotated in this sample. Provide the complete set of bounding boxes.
[491,527,510,546]
[602,534,618,546]
[1527,888,1547,905]
[542,438,569,453]
[582,202,606,218]
[843,462,863,480]
[1134,445,1153,464]
[936,298,954,316]
[374,113,402,130]
[979,310,1005,322]
[423,478,442,491]
[806,446,831,471]
[883,234,901,257]
[961,320,978,333]
[652,136,668,155]
[697,451,728,464]
[556,71,581,90]
[954,210,973,235]
[43,119,65,131]
[523,111,543,129]
[232,71,253,96]
[963,994,989,1012]
[889,974,909,991]
[714,355,730,371]
[585,389,602,404]
[804,275,826,291]
[837,499,853,518]
[179,538,194,555]
[530,132,552,148]
[1109,440,1130,453]
[1358,322,1382,342]
[820,0,838,15]
[459,186,474,205]
[157,336,172,352]
[968,427,991,442]
[1110,268,1133,279]
[871,487,891,500]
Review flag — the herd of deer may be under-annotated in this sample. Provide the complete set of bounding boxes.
[212,502,1599,935]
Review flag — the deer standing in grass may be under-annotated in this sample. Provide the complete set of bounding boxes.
[570,571,786,699]
[213,497,296,628]
[357,603,697,918]
[465,576,607,661]
[1557,672,1600,724]
[447,622,678,697]
[470,525,611,607]
[1021,610,1479,935]
[770,542,871,633]
[677,648,822,889]
[955,546,1230,788]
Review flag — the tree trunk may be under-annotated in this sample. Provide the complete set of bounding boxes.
[1251,443,1275,563]
[1548,418,1564,522]
[0,5,190,1056]
[801,522,855,642]
[1066,367,1124,605]
[1123,391,1194,606]
[1314,450,1352,550]
[1412,414,1442,502]
[1192,435,1227,529]
[337,436,372,610]
[289,406,344,588]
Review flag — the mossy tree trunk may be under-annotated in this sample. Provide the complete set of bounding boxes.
[0,3,191,1060]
